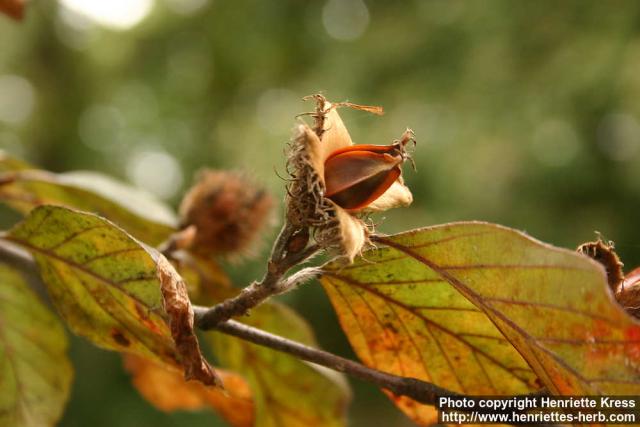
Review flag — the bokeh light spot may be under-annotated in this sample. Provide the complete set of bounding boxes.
[322,0,370,41]
[59,0,155,31]
[597,113,640,162]
[0,75,36,126]
[256,88,299,136]
[78,105,126,152]
[126,148,183,200]
[530,119,580,167]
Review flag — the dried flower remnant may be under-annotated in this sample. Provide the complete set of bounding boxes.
[286,95,414,261]
[178,170,274,259]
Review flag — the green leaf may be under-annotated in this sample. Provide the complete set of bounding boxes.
[0,262,73,427]
[0,168,176,246]
[5,205,179,366]
[210,302,351,427]
[321,222,640,424]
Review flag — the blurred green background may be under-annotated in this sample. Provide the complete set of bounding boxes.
[1,0,640,426]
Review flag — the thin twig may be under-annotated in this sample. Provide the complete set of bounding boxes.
[197,222,321,329]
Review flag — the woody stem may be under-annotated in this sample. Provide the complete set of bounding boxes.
[196,221,320,330]
[194,308,460,405]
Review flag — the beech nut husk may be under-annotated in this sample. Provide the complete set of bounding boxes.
[285,95,414,261]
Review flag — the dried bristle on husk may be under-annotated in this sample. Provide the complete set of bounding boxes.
[286,95,413,261]
[577,237,624,291]
[179,170,274,259]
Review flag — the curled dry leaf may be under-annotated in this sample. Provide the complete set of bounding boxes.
[286,95,413,261]
[124,355,253,427]
[156,255,223,387]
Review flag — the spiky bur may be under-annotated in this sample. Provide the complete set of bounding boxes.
[285,95,414,261]
[178,170,274,259]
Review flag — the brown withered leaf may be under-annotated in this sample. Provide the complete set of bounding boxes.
[0,0,24,20]
[124,355,253,427]
[156,255,223,388]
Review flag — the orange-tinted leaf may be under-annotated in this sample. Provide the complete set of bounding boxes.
[0,0,24,20]
[321,222,640,424]
[124,355,253,427]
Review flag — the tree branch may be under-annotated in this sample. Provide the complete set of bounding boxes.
[0,235,548,415]
[196,222,321,329]
[195,307,458,404]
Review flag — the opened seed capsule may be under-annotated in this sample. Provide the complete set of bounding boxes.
[324,130,414,211]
